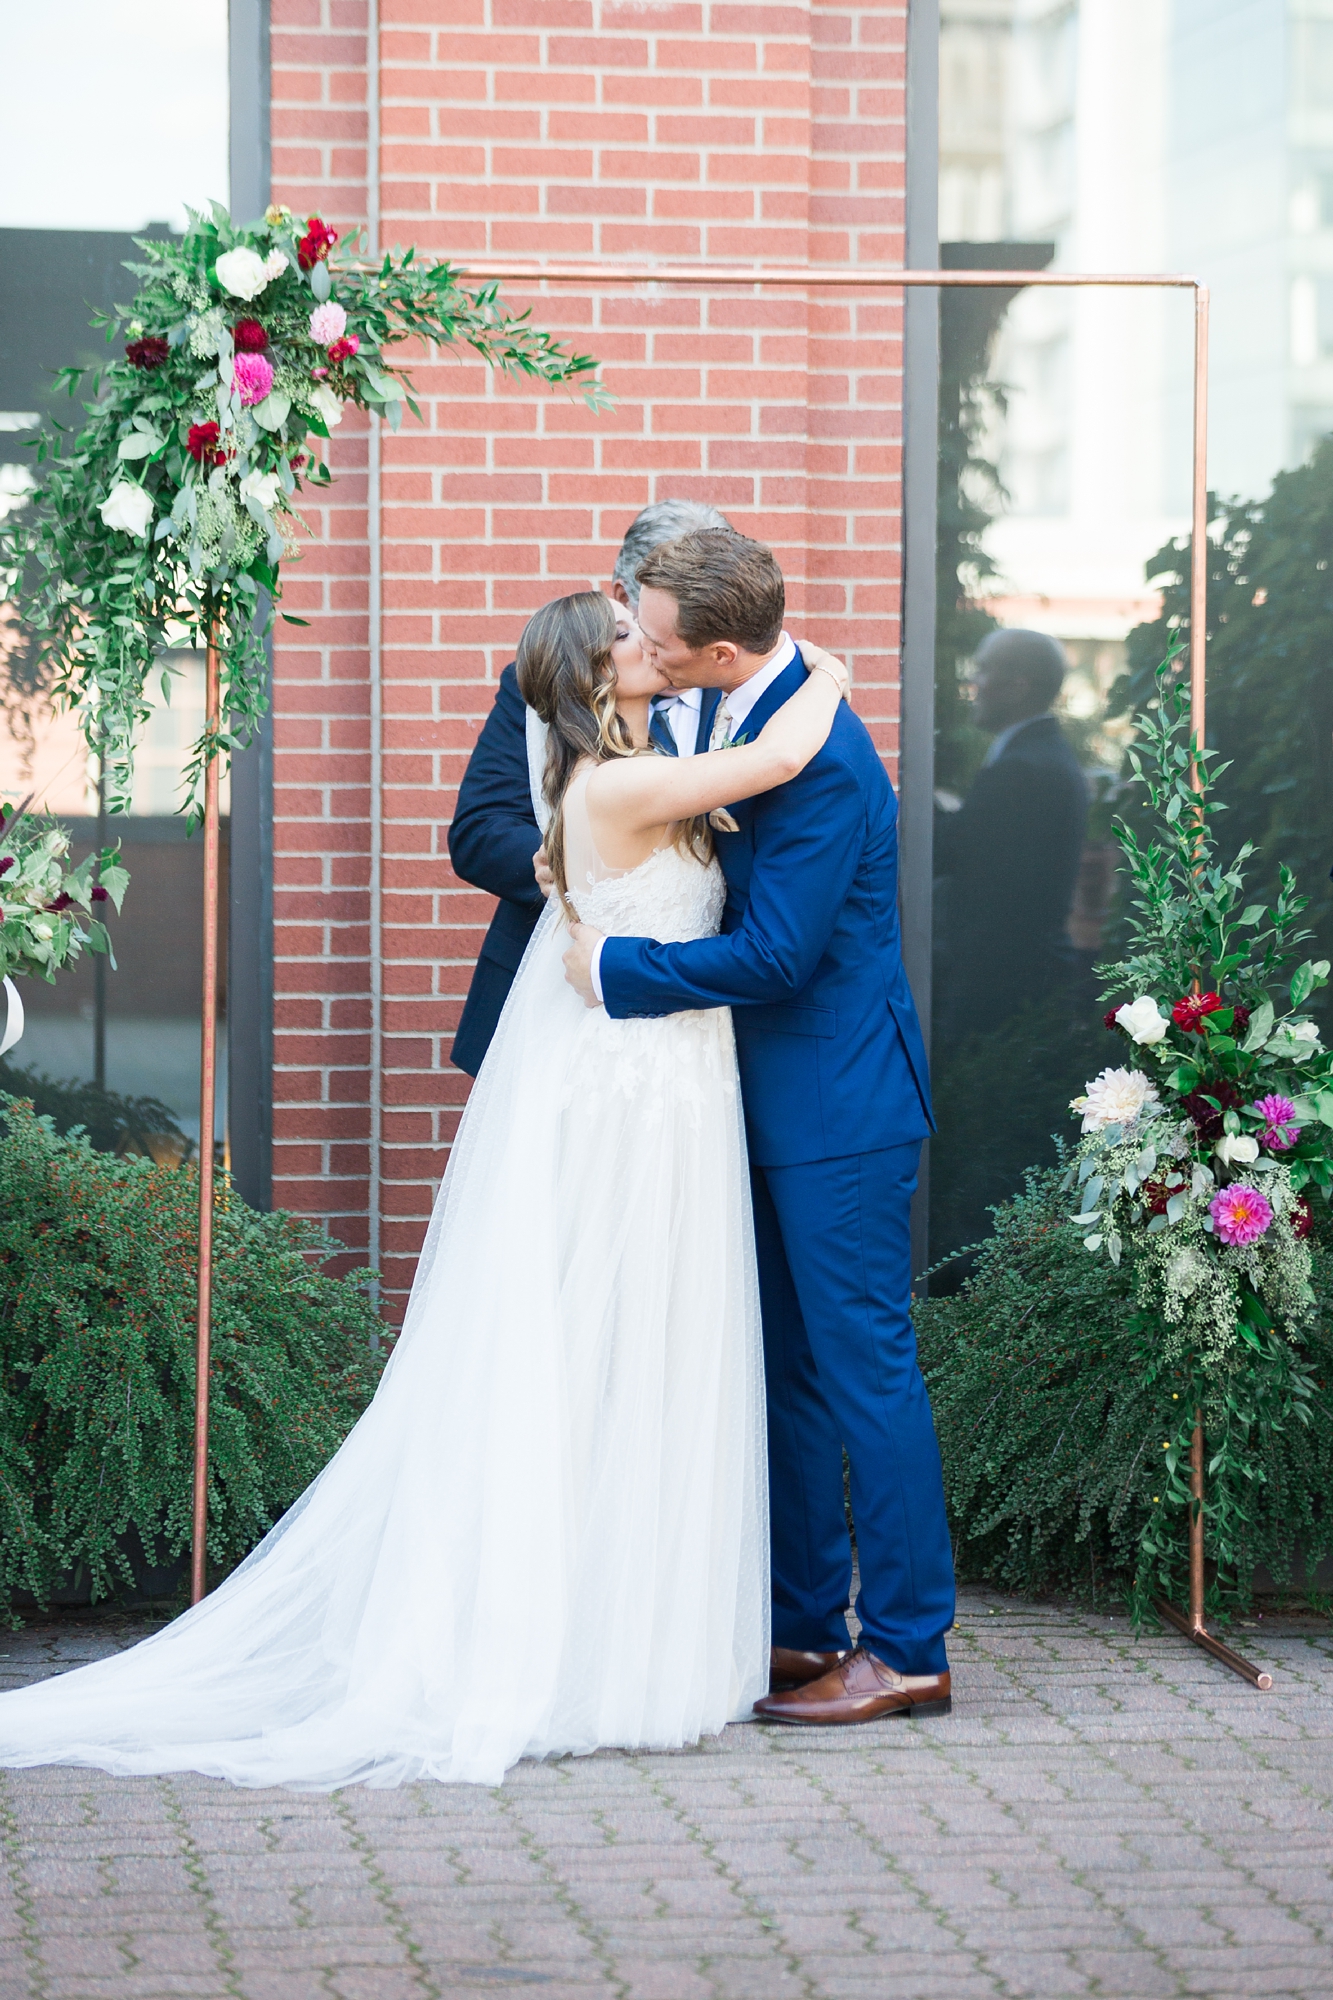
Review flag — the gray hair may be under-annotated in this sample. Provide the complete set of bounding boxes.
[611,499,733,606]
[973,627,1068,708]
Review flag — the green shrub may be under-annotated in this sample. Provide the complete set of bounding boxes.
[0,1095,385,1620]
[916,1164,1333,1611]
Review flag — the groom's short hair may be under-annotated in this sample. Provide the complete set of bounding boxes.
[636,529,785,655]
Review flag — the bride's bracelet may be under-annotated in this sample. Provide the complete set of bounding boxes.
[808,659,850,697]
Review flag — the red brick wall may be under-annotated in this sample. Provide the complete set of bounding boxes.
[269,0,910,1309]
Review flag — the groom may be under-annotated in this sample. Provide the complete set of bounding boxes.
[563,528,956,1724]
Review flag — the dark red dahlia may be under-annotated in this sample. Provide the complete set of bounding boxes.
[233,318,269,352]
[1172,990,1224,1033]
[1231,1003,1251,1034]
[125,335,169,370]
[0,856,12,879]
[1293,1195,1314,1240]
[186,420,226,466]
[1141,1177,1173,1217]
[90,884,109,903]
[1104,1008,1122,1031]
[297,216,338,270]
[1182,1078,1243,1141]
[45,893,72,912]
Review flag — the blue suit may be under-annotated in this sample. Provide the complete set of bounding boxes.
[599,655,956,1675]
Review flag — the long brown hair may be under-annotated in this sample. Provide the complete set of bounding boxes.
[515,591,711,903]
[515,592,637,900]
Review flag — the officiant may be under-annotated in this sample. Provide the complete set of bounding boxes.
[447,498,732,1074]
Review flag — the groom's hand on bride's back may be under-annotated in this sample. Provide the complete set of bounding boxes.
[563,922,606,1008]
[534,845,555,898]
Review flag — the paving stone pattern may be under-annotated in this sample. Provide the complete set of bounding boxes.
[1,1588,1331,1999]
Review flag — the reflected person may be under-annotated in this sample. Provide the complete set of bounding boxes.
[447,498,732,1075]
[934,628,1088,1045]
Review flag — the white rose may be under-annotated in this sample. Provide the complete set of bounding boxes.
[1289,1020,1322,1046]
[1077,1066,1161,1133]
[1115,997,1169,1046]
[99,481,154,537]
[239,468,282,512]
[215,246,271,300]
[1214,1133,1260,1166]
[308,383,343,430]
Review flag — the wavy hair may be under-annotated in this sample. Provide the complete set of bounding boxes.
[515,591,711,903]
[515,592,637,900]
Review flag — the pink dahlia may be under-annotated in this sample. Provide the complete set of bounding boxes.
[1210,1183,1273,1247]
[1252,1093,1301,1151]
[232,351,274,407]
[308,301,347,345]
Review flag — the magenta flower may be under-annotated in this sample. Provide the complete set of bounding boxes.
[1210,1183,1274,1246]
[232,351,275,407]
[1251,1093,1301,1151]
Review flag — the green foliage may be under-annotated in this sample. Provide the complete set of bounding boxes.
[1120,437,1333,1031]
[0,1096,385,1621]
[917,1165,1333,1616]
[1,201,608,817]
[0,801,127,983]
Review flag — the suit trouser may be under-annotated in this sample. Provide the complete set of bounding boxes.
[752,1142,955,1677]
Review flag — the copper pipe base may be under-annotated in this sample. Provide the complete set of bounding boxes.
[1154,1597,1273,1690]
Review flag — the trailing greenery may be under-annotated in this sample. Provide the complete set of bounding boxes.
[0,1096,385,1621]
[1,201,607,816]
[1120,436,1333,1033]
[916,1164,1333,1616]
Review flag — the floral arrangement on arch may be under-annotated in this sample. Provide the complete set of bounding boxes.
[1063,661,1333,1603]
[1,203,607,816]
[0,800,128,986]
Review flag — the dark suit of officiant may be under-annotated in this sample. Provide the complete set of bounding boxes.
[934,713,1088,1043]
[447,664,716,1074]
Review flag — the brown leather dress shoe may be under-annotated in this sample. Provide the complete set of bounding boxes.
[769,1645,849,1692]
[755,1647,951,1725]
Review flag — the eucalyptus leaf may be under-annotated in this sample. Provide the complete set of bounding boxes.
[1241,998,1274,1051]
[252,391,291,433]
[116,434,155,460]
[310,259,332,301]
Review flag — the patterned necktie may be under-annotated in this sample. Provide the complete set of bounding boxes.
[708,697,734,753]
[648,699,679,757]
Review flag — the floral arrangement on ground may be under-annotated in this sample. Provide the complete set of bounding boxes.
[0,1097,385,1620]
[1,202,606,814]
[918,661,1333,1618]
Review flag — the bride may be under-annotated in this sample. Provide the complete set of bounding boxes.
[0,591,848,1789]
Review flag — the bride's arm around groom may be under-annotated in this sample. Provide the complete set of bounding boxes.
[565,527,957,1726]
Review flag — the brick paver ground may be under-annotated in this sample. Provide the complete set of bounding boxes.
[1,1587,1330,1999]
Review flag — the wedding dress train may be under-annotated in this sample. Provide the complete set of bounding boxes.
[0,782,768,1787]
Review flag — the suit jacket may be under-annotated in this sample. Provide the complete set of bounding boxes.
[598,654,934,1168]
[447,664,718,1075]
[447,664,544,1076]
[935,714,1088,1021]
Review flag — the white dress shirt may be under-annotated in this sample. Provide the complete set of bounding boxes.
[589,636,799,1000]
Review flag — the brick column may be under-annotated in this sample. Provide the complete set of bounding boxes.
[269,0,909,1313]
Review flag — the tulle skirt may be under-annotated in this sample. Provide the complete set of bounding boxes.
[0,886,768,1787]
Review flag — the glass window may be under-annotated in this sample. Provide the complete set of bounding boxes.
[931,0,1333,1272]
[0,2,230,1158]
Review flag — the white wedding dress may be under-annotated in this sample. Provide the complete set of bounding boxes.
[0,775,769,1788]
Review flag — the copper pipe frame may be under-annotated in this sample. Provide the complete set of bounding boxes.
[191,634,222,1606]
[185,263,1236,1671]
